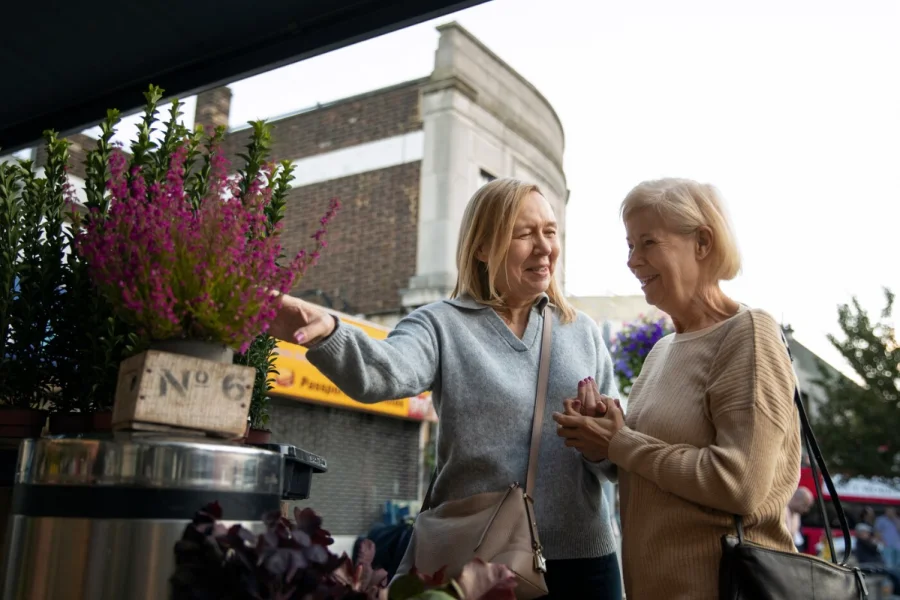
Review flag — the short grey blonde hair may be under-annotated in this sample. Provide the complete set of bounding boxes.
[620,178,741,281]
[452,178,576,323]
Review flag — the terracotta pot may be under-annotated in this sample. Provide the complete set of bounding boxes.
[91,411,112,432]
[48,412,92,435]
[0,407,48,439]
[246,428,271,445]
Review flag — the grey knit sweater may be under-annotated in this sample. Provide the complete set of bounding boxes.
[307,293,619,560]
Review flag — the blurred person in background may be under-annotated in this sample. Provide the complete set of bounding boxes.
[855,521,884,565]
[875,506,900,569]
[786,487,814,552]
[862,506,877,527]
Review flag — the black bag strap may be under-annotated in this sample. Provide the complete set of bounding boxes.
[734,330,852,566]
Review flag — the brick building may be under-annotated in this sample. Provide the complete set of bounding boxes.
[207,21,568,326]
[10,21,569,540]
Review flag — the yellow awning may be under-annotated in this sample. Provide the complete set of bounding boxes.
[270,311,436,421]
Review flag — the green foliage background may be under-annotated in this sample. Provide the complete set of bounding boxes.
[814,287,900,481]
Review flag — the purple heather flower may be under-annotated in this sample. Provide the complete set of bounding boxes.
[612,316,673,387]
[77,142,340,349]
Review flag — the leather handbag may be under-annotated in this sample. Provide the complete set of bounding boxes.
[718,333,869,599]
[396,305,553,599]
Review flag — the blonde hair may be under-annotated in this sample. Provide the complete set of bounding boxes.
[620,178,741,281]
[452,178,576,323]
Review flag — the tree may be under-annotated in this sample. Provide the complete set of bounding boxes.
[814,287,900,480]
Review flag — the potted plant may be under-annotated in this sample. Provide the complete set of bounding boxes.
[75,86,338,438]
[610,315,674,397]
[230,122,292,447]
[238,185,339,445]
[0,105,149,437]
[0,132,74,438]
[170,503,518,599]
[47,109,139,435]
[4,87,333,440]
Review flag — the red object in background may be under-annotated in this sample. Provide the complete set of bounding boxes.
[799,466,820,498]
[797,466,822,555]
[798,466,900,555]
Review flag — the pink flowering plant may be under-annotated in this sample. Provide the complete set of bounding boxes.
[76,87,339,354]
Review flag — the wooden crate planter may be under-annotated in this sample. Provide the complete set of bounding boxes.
[112,349,255,438]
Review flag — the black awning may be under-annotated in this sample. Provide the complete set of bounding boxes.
[0,0,487,153]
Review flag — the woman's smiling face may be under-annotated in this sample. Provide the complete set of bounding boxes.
[625,207,703,316]
[488,191,560,305]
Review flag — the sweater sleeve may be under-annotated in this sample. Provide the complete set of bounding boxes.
[305,308,439,403]
[582,320,620,483]
[582,456,618,482]
[607,310,796,515]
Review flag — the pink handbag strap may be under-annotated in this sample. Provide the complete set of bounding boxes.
[421,304,553,510]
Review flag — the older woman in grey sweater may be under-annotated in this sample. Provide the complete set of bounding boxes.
[270,178,621,600]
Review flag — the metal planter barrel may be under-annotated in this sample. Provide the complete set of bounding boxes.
[0,434,283,599]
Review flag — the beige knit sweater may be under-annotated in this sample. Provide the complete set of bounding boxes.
[609,308,801,600]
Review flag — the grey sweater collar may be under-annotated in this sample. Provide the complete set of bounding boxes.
[444,292,550,312]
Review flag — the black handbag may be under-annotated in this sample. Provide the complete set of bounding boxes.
[718,333,869,600]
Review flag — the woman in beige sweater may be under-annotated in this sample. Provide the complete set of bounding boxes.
[553,178,800,600]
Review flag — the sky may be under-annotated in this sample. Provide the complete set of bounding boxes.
[90,0,900,376]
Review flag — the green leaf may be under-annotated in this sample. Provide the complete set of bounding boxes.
[410,592,456,600]
[388,575,428,599]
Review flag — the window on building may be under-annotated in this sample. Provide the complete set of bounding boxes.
[478,169,496,188]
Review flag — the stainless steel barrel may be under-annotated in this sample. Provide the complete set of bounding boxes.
[1,434,283,599]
